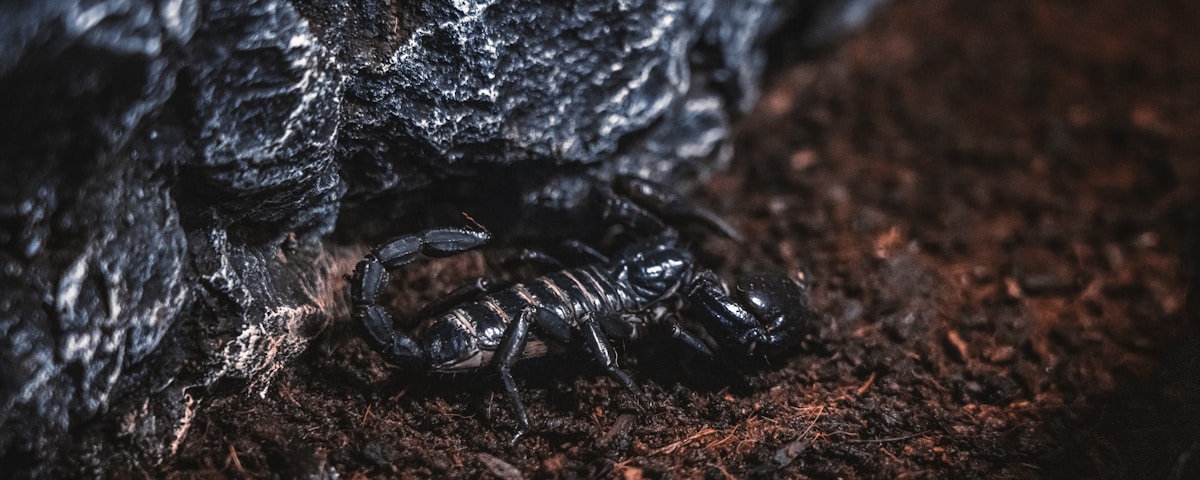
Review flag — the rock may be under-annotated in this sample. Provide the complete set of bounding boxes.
[0,0,882,475]
[1,0,195,472]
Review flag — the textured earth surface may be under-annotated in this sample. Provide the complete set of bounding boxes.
[161,0,1199,478]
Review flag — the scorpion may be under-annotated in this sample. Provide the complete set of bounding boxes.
[349,175,812,437]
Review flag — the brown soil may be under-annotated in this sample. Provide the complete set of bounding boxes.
[165,0,1200,478]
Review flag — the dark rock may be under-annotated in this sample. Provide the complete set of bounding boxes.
[0,0,882,475]
[177,0,344,238]
[1,0,194,472]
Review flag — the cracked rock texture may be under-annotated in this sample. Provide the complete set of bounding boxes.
[0,0,878,476]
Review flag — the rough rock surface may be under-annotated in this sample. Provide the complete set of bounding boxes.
[0,0,878,476]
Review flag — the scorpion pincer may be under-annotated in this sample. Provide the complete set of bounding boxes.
[349,177,812,438]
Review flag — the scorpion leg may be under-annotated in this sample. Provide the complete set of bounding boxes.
[493,248,580,279]
[553,240,609,264]
[598,188,671,239]
[492,306,580,440]
[494,308,537,438]
[665,320,715,357]
[580,315,650,407]
[685,271,813,356]
[415,277,505,318]
[612,175,742,241]
[496,241,609,278]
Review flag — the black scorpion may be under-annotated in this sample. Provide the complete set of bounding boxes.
[349,176,812,437]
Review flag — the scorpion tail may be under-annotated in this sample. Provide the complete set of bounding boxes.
[360,304,428,371]
[351,257,429,370]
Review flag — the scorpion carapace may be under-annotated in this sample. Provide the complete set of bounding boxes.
[349,175,813,437]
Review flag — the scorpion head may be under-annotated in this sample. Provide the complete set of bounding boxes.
[619,243,695,302]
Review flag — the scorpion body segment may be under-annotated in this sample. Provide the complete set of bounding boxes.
[349,177,813,437]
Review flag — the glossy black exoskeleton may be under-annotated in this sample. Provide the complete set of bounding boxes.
[348,175,811,439]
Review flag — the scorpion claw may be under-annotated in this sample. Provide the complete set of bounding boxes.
[686,271,813,356]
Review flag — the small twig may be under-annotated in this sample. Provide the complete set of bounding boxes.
[461,212,488,233]
[706,433,738,451]
[227,444,245,473]
[650,427,718,455]
[844,432,923,444]
[1007,403,1086,413]
[361,404,372,426]
[880,445,901,461]
[856,372,876,396]
[799,406,825,439]
[278,385,303,409]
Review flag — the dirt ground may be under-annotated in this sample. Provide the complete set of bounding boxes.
[165,0,1200,478]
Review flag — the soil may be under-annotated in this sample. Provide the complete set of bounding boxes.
[163,0,1200,478]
